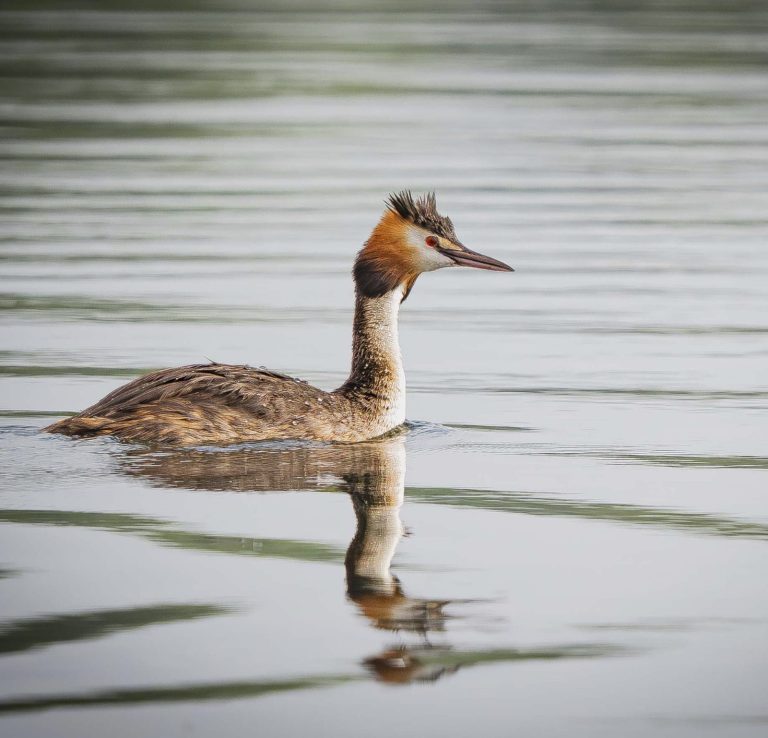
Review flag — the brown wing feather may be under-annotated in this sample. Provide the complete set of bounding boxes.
[80,363,299,418]
[45,363,355,445]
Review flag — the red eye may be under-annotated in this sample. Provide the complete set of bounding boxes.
[425,236,439,248]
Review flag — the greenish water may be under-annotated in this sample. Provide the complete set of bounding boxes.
[1,3,767,737]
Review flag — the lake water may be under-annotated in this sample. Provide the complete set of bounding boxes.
[1,3,767,736]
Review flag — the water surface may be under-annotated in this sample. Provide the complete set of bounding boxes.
[1,3,767,736]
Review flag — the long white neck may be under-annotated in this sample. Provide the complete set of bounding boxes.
[337,286,406,429]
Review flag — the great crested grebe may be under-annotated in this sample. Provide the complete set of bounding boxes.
[45,191,512,445]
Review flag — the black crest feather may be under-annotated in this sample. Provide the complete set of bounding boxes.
[386,191,461,244]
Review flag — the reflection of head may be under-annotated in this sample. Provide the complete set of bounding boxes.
[363,648,459,685]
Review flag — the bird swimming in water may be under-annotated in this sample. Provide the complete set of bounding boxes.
[45,191,513,445]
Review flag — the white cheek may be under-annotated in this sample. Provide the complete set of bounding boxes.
[405,226,455,271]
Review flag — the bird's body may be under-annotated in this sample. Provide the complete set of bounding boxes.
[45,192,512,446]
[45,363,366,446]
[47,287,406,445]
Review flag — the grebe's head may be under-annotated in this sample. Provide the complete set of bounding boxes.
[354,191,513,300]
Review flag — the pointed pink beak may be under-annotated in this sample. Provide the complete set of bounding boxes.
[437,244,514,272]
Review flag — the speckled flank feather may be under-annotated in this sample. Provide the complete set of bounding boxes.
[45,363,374,445]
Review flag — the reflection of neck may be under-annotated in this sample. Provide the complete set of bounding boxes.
[346,502,403,591]
[343,439,405,595]
[336,287,405,430]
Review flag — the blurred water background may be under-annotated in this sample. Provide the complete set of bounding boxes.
[1,1,767,736]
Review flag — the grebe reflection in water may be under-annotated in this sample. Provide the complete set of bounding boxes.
[117,434,470,683]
